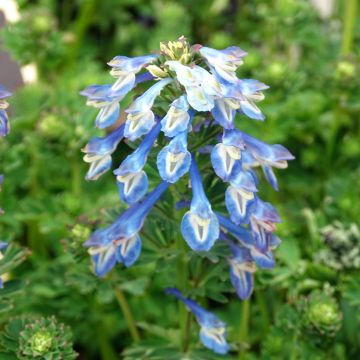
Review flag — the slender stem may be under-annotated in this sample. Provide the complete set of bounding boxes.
[340,0,358,56]
[256,292,270,334]
[71,157,82,197]
[113,286,141,342]
[238,300,250,360]
[66,0,96,66]
[176,232,190,352]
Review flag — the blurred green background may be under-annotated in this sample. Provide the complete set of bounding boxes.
[0,0,359,359]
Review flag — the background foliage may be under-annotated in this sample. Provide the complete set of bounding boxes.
[0,0,359,359]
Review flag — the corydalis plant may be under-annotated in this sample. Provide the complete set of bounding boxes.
[80,37,294,354]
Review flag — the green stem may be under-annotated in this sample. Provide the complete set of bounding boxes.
[176,233,189,352]
[256,292,270,334]
[238,300,250,360]
[66,0,96,66]
[96,321,119,360]
[113,286,141,342]
[340,0,358,56]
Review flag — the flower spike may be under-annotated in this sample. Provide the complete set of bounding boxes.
[81,37,294,309]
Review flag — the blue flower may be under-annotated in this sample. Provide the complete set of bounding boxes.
[181,156,219,251]
[0,85,12,137]
[114,121,162,204]
[225,239,256,300]
[82,123,125,181]
[157,131,191,183]
[107,54,158,98]
[222,129,294,190]
[217,213,254,249]
[199,46,247,83]
[225,185,257,225]
[242,131,294,190]
[161,95,190,137]
[236,79,269,121]
[211,97,239,129]
[124,78,172,140]
[84,182,169,276]
[80,84,121,129]
[166,61,221,111]
[249,198,281,252]
[165,287,230,355]
[211,142,243,182]
[80,57,155,129]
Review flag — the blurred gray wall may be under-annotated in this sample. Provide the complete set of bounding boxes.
[0,11,23,91]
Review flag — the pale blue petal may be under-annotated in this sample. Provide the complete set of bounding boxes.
[124,110,155,141]
[211,98,237,129]
[92,243,117,277]
[239,100,265,121]
[157,132,191,183]
[217,213,254,248]
[200,328,230,355]
[181,211,219,251]
[225,186,256,224]
[161,96,190,137]
[108,54,158,73]
[95,102,120,129]
[85,155,112,181]
[82,123,125,156]
[250,248,275,269]
[185,86,214,112]
[229,170,258,192]
[116,234,142,267]
[116,171,148,204]
[181,157,219,251]
[262,164,279,191]
[229,266,253,300]
[211,143,242,181]
[108,73,136,99]
[127,78,172,113]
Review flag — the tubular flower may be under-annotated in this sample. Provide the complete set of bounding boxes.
[81,37,293,314]
[165,288,230,355]
[82,123,125,181]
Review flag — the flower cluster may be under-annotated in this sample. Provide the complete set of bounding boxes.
[0,85,12,287]
[81,37,294,354]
